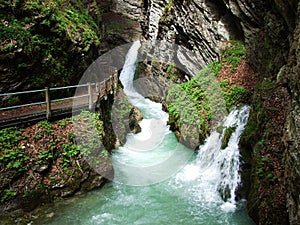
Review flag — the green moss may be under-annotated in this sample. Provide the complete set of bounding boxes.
[221,126,236,149]
[164,0,174,14]
[167,70,213,142]
[221,40,246,73]
[0,0,101,88]
[208,61,222,77]
[220,80,250,110]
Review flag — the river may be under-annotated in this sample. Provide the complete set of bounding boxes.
[39,41,255,225]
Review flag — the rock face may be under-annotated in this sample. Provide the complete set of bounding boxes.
[140,0,244,68]
[283,14,300,225]
[113,0,299,224]
[112,0,142,20]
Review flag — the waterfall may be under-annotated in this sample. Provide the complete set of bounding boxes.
[218,106,250,209]
[114,40,194,186]
[173,106,251,212]
[119,40,143,104]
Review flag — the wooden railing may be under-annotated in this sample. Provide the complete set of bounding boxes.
[0,70,118,128]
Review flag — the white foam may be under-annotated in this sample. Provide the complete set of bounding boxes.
[220,202,237,213]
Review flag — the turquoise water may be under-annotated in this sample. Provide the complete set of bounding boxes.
[39,166,255,225]
[37,105,255,225]
[37,41,255,225]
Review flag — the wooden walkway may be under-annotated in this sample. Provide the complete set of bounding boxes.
[0,71,118,128]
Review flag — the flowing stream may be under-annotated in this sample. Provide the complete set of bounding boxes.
[40,41,255,225]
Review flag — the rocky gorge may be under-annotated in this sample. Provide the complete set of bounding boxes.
[0,0,300,224]
[113,0,300,224]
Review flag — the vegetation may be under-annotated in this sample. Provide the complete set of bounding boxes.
[208,61,222,77]
[220,40,246,73]
[166,40,250,146]
[240,76,289,218]
[0,128,28,181]
[167,72,212,143]
[0,111,107,205]
[111,91,134,144]
[219,80,250,110]
[164,0,174,14]
[0,0,102,88]
[221,126,236,149]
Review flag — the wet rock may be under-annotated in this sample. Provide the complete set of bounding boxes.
[46,212,55,218]
[112,0,142,20]
[129,106,143,134]
[60,190,75,198]
[88,176,105,190]
[141,0,244,68]
[102,12,142,45]
[19,184,49,212]
[33,164,49,173]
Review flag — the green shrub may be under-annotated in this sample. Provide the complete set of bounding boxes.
[167,71,212,139]
[0,127,28,173]
[1,0,102,88]
[221,40,246,73]
[220,80,250,110]
[208,61,222,77]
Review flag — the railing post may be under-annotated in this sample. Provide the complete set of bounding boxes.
[103,79,108,100]
[114,69,118,97]
[45,87,51,120]
[109,75,113,94]
[96,82,100,93]
[87,82,93,111]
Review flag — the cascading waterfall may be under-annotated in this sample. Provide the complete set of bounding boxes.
[173,106,250,213]
[119,41,144,103]
[218,106,250,210]
[40,42,255,225]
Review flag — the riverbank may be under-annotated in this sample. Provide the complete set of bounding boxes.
[0,111,113,224]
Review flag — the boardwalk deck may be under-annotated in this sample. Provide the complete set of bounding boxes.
[0,72,118,128]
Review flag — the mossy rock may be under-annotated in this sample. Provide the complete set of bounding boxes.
[221,126,236,149]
